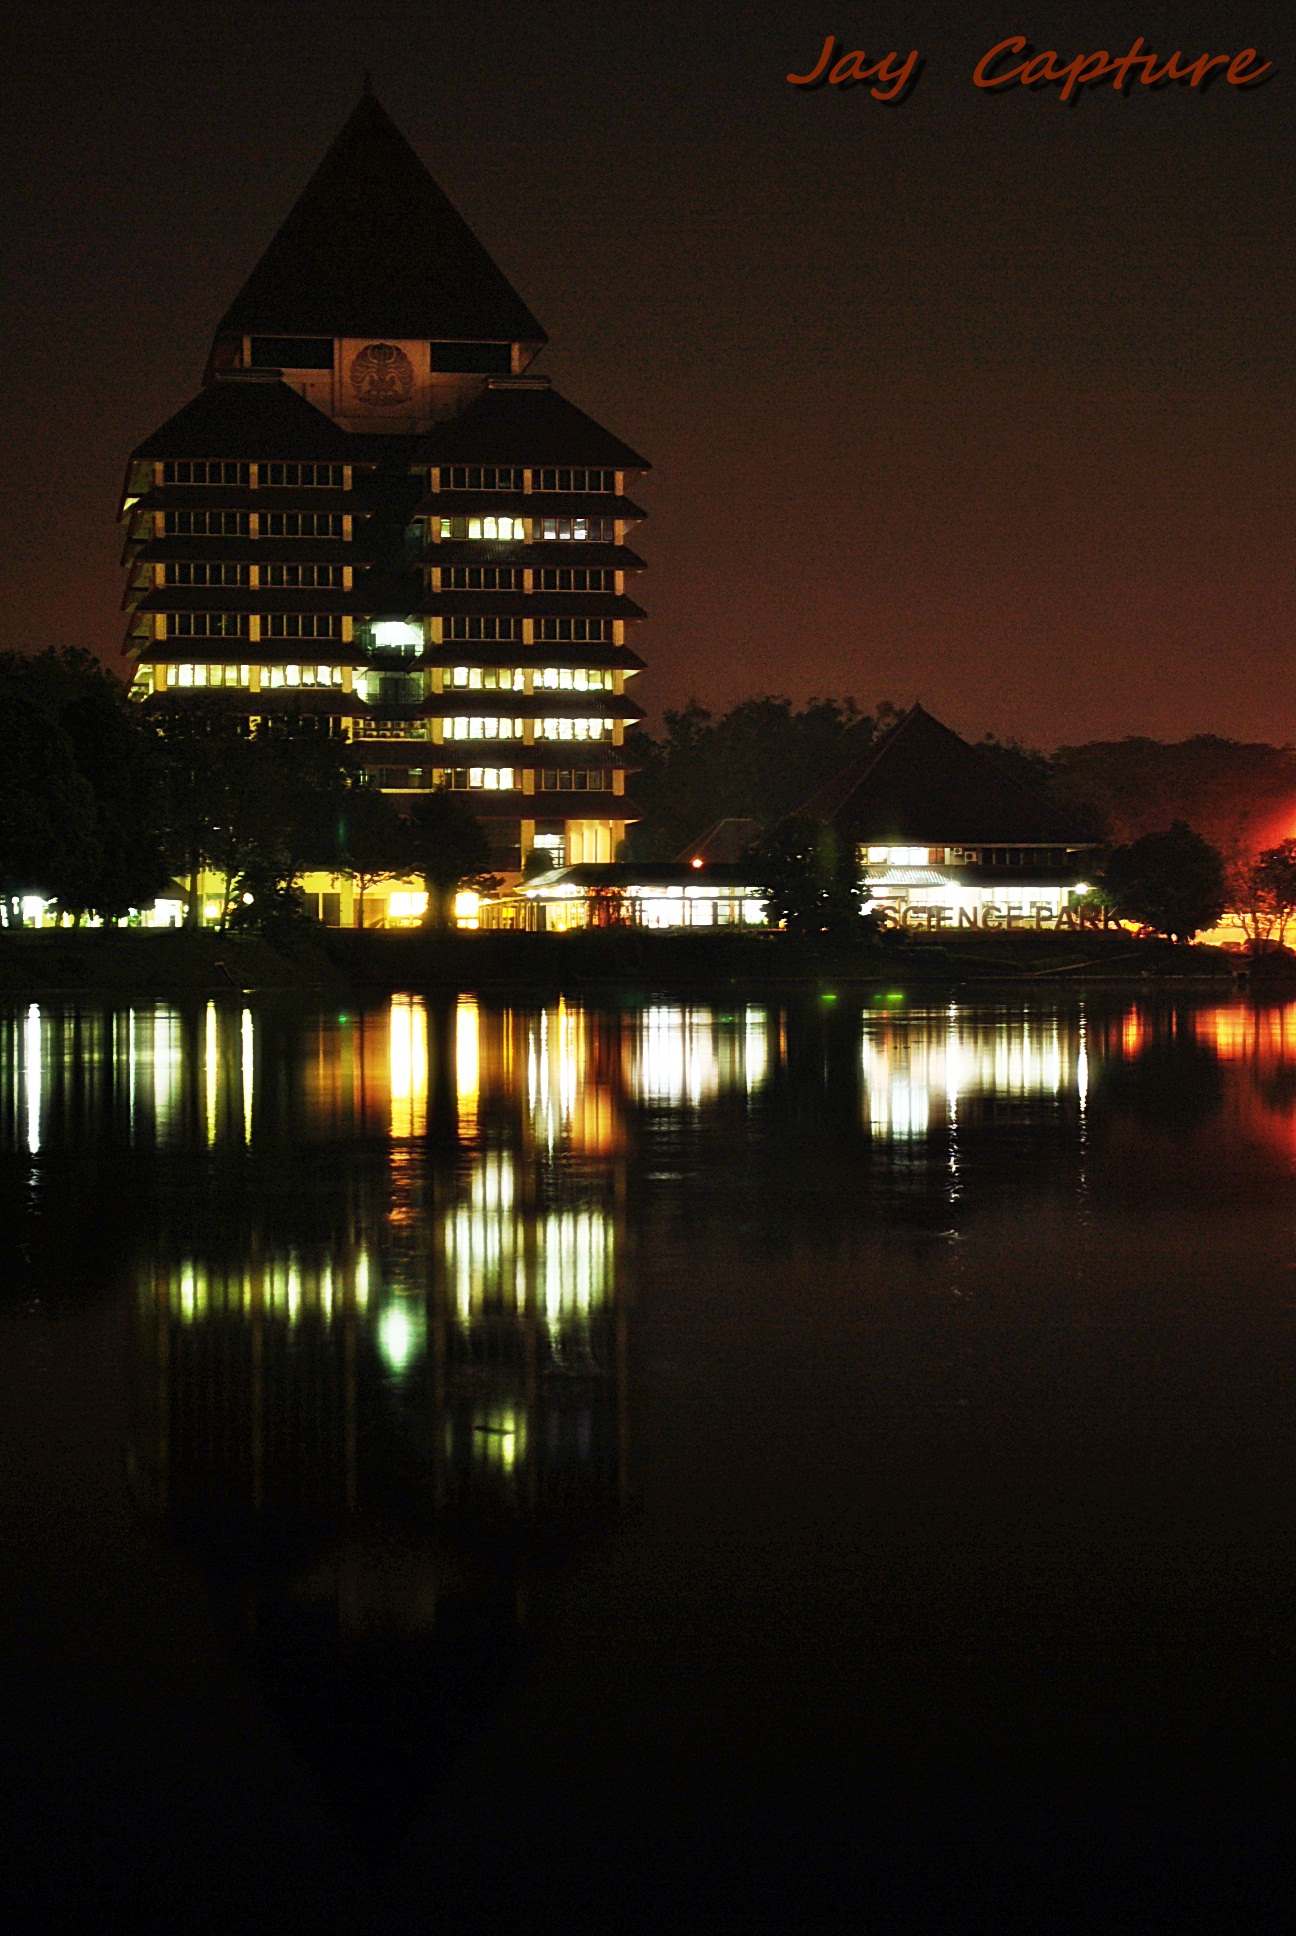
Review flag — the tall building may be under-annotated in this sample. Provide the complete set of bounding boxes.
[119,91,648,911]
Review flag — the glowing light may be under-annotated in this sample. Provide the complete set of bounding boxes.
[373,621,423,649]
[378,1300,425,1376]
[691,857,704,870]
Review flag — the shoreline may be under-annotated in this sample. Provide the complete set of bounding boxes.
[0,927,1290,1000]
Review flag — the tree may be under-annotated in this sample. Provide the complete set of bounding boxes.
[406,791,493,928]
[1228,839,1296,952]
[748,817,868,939]
[334,784,408,928]
[157,709,353,927]
[0,649,169,924]
[1048,735,1296,851]
[627,696,894,860]
[1102,821,1226,943]
[0,696,97,924]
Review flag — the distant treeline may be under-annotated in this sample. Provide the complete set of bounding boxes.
[625,697,1296,860]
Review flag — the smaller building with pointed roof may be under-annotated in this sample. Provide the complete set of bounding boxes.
[803,706,1099,932]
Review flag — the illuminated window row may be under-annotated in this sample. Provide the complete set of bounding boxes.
[443,716,525,741]
[540,516,615,543]
[434,766,517,790]
[162,663,345,688]
[445,666,616,692]
[429,766,617,792]
[537,666,614,690]
[449,666,523,690]
[439,515,523,541]
[537,717,613,741]
[435,514,618,544]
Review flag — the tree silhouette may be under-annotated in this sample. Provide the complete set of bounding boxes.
[1102,821,1226,942]
[406,792,493,928]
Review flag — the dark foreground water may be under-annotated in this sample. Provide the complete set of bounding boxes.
[3,991,1296,1931]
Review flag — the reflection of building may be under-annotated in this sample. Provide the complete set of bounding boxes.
[118,89,649,921]
[803,706,1097,929]
[134,1159,625,1535]
[859,1008,1080,1138]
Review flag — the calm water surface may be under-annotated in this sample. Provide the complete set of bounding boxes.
[3,992,1296,1929]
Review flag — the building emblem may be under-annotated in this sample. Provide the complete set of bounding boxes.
[349,342,414,407]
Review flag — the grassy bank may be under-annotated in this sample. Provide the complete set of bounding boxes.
[1,925,1283,1000]
[317,924,1266,992]
[0,929,343,995]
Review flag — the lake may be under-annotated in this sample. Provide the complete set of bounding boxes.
[3,991,1295,1929]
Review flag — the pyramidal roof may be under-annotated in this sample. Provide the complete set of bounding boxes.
[211,91,546,348]
[419,381,650,470]
[131,374,352,462]
[801,705,1089,846]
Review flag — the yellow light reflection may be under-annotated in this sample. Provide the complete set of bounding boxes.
[24,1003,41,1154]
[389,994,428,1138]
[205,1001,218,1146]
[241,1008,254,1143]
[456,996,479,1136]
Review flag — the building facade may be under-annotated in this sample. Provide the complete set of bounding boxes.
[803,705,1100,928]
[120,91,648,916]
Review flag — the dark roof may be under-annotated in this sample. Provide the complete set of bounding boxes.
[211,93,545,346]
[418,381,649,470]
[520,862,759,890]
[129,376,352,464]
[801,706,1090,846]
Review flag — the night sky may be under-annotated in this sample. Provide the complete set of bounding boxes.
[1,0,1292,747]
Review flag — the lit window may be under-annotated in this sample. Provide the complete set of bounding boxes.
[287,665,301,686]
[179,664,193,687]
[374,620,423,650]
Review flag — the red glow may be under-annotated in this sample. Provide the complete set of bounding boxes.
[691,858,704,869]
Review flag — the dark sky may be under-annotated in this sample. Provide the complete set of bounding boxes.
[1,0,1292,748]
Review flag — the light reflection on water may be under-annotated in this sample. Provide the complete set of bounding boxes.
[9,990,1296,1831]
